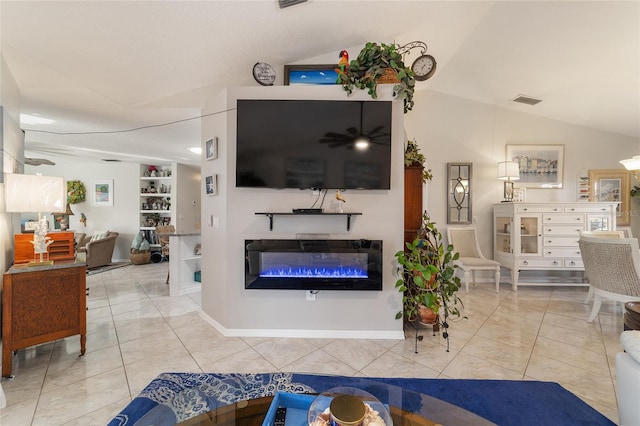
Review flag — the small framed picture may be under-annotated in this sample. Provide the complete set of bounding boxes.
[91,179,114,207]
[205,175,217,196]
[205,137,218,160]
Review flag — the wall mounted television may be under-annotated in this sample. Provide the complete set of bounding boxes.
[236,99,392,190]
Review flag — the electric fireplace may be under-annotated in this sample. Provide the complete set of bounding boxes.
[245,239,382,290]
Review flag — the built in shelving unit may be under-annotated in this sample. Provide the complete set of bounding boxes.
[168,234,202,297]
[139,164,175,248]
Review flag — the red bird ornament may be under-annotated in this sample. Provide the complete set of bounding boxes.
[336,50,349,82]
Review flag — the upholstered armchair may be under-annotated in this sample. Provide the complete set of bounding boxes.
[77,231,119,269]
[578,236,640,322]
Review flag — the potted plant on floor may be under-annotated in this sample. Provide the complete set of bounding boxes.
[339,42,416,113]
[395,211,464,350]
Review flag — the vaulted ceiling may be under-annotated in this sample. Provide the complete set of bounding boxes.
[2,1,638,166]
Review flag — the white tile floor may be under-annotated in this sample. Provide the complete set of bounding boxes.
[0,262,623,425]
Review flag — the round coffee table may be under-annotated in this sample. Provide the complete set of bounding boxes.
[174,380,496,426]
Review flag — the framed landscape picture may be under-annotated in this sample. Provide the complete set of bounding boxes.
[91,179,113,206]
[284,64,338,85]
[589,169,631,226]
[505,144,564,188]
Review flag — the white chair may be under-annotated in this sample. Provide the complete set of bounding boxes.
[446,225,501,293]
[616,330,640,425]
[578,236,640,322]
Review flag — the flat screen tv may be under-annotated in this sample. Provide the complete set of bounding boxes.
[236,99,392,190]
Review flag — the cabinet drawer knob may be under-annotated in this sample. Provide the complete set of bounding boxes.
[523,261,528,265]
[569,208,575,211]
[553,261,559,265]
[569,261,575,266]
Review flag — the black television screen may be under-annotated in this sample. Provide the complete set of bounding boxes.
[236,99,392,190]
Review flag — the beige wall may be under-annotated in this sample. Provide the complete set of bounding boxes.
[200,85,405,338]
[405,89,640,255]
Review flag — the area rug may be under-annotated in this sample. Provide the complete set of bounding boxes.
[86,262,131,275]
[107,372,615,426]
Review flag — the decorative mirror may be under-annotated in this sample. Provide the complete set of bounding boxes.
[447,163,472,224]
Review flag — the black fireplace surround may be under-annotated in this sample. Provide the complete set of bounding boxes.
[245,239,382,290]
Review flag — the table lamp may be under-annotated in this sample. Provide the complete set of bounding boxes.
[497,161,520,202]
[5,173,66,265]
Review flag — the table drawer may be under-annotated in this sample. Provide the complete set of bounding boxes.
[564,205,612,213]
[565,259,584,268]
[517,206,562,213]
[543,214,584,224]
[543,225,583,236]
[543,237,580,246]
[518,258,563,268]
[543,248,582,257]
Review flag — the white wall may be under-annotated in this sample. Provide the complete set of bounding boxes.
[200,85,405,338]
[405,89,640,255]
[1,55,23,273]
[25,160,139,262]
[174,163,201,233]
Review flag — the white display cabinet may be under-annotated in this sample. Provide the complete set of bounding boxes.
[493,202,617,290]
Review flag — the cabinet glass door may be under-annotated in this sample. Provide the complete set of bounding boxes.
[519,216,540,255]
[587,215,611,231]
[495,216,511,253]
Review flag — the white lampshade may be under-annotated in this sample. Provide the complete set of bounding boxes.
[497,161,520,181]
[620,156,640,170]
[5,174,66,213]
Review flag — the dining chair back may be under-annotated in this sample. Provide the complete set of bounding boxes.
[446,226,501,293]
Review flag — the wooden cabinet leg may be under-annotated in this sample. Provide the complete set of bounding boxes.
[2,347,12,378]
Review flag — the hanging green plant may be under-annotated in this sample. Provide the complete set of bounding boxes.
[339,42,416,113]
[405,138,433,183]
[67,180,86,204]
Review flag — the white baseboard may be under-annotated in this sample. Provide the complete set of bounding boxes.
[199,310,405,340]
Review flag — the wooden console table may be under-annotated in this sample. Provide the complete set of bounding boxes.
[2,261,86,377]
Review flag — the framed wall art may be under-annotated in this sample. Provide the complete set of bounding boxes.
[589,169,631,226]
[205,175,218,196]
[505,144,564,188]
[446,162,472,224]
[91,179,113,207]
[284,64,338,85]
[205,137,218,160]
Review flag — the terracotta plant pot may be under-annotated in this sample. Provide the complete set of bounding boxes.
[418,305,437,324]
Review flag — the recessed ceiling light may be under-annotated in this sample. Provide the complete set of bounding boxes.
[188,147,202,155]
[20,113,55,125]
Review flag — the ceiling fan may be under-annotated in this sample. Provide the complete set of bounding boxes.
[24,157,56,166]
[319,101,390,149]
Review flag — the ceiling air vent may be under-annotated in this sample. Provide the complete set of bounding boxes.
[278,0,307,9]
[512,95,542,106]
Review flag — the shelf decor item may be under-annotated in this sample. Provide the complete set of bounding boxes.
[339,42,416,113]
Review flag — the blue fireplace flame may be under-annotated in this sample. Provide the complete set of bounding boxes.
[259,252,368,279]
[260,266,368,278]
